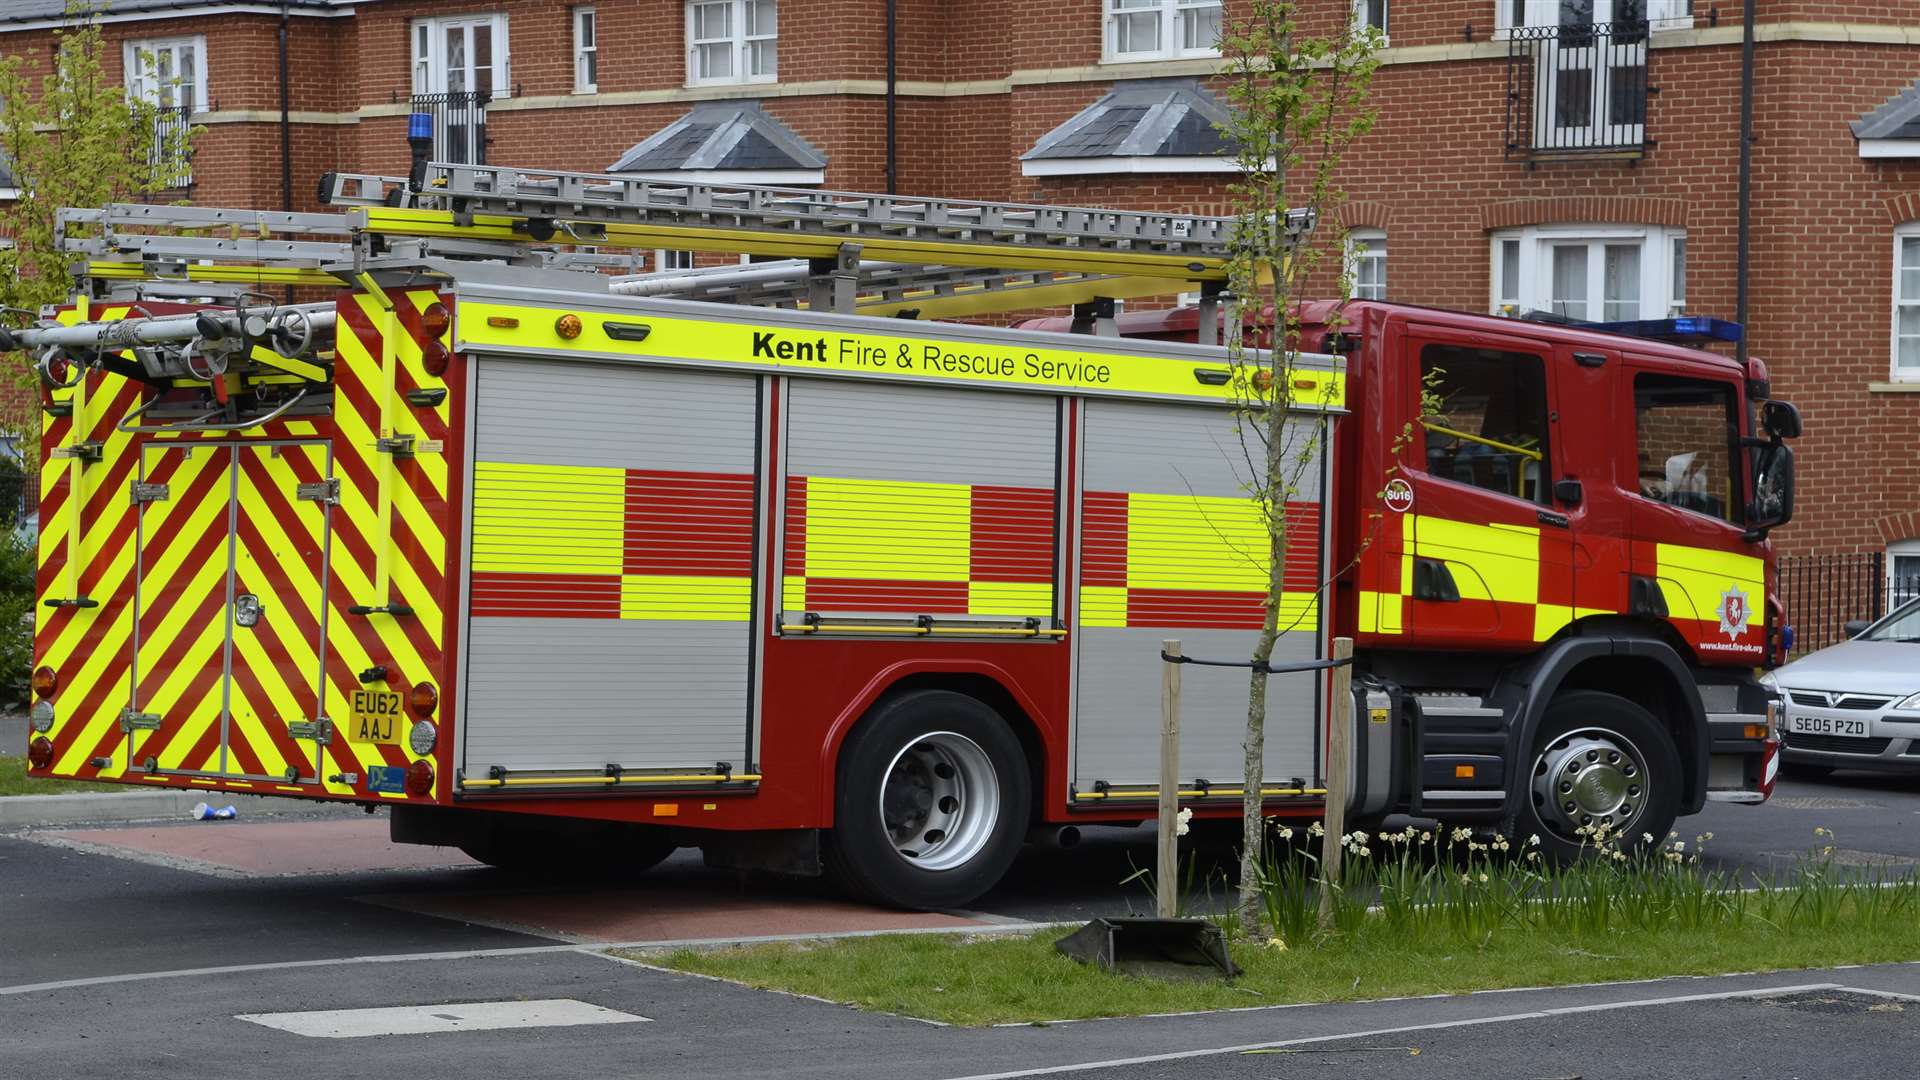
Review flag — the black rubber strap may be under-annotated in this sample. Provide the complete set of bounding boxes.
[1160,652,1354,675]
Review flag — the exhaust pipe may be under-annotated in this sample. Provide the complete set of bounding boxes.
[1027,824,1081,850]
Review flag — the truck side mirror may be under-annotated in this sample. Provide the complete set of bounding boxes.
[1761,400,1802,439]
[1745,441,1794,539]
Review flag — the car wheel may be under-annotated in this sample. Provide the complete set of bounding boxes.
[826,689,1031,910]
[1508,690,1681,862]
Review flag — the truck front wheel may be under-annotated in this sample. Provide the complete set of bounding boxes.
[826,689,1031,910]
[1511,690,1681,861]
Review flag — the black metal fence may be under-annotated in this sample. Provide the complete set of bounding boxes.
[1780,553,1920,656]
[407,90,490,165]
[1505,20,1653,157]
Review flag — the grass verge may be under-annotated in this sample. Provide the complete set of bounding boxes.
[0,755,129,796]
[645,910,1920,1027]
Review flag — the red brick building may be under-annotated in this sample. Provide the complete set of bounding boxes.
[2,0,1917,584]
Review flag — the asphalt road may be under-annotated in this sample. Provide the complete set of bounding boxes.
[3,770,1920,1077]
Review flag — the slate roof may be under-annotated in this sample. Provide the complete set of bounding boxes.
[608,102,826,174]
[1021,79,1237,162]
[1,0,335,23]
[1852,79,1920,141]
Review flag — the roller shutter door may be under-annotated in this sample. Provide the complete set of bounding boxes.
[1074,399,1327,789]
[463,358,759,776]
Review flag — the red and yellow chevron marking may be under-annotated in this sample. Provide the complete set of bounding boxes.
[1080,492,1320,631]
[779,476,1055,617]
[468,462,756,620]
[32,287,455,803]
[324,285,453,799]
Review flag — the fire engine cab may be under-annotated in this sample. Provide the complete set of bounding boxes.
[15,156,1794,909]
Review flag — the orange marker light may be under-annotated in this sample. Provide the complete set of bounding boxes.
[486,315,520,329]
[1454,764,1476,779]
[31,665,56,698]
[555,314,584,340]
[1251,369,1273,393]
[419,302,452,340]
[653,803,680,817]
[409,682,439,718]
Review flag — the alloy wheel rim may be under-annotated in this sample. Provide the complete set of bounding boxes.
[878,731,1000,871]
[1529,726,1650,841]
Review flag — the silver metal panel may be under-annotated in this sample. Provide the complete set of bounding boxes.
[1082,398,1323,501]
[473,357,757,471]
[1073,627,1318,786]
[785,380,1057,486]
[463,618,751,772]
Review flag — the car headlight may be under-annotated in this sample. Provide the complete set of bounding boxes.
[1758,671,1778,690]
[1894,692,1920,711]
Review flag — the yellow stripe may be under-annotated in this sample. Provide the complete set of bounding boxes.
[619,575,751,620]
[782,575,807,612]
[1412,515,1539,606]
[968,580,1052,617]
[472,461,625,574]
[1125,492,1267,592]
[457,299,1347,409]
[1078,585,1128,628]
[802,476,970,581]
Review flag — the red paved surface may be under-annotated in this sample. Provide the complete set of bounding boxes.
[47,818,479,876]
[369,888,985,944]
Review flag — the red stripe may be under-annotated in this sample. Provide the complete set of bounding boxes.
[471,572,622,618]
[970,484,1055,584]
[798,578,969,613]
[1080,491,1128,587]
[783,475,807,577]
[624,469,756,576]
[1125,588,1269,630]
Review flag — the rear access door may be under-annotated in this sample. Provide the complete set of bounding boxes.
[126,441,334,785]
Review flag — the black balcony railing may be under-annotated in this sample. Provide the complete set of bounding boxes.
[407,90,490,166]
[148,103,195,189]
[1779,553,1920,657]
[1505,21,1653,158]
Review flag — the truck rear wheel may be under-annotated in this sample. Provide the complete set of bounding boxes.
[826,689,1031,910]
[1511,690,1681,861]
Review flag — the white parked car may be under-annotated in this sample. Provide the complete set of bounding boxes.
[1764,597,1920,777]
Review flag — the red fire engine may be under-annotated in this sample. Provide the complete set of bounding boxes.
[17,160,1792,909]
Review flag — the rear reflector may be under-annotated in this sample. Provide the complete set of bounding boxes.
[421,341,451,377]
[27,737,53,770]
[405,758,434,797]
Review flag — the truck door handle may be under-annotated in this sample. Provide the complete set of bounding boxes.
[1553,479,1584,506]
[1412,558,1461,603]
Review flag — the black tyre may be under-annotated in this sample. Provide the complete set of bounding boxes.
[1508,690,1682,861]
[1779,760,1834,781]
[826,689,1031,910]
[460,819,677,878]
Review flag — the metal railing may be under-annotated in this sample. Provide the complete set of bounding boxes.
[148,103,195,189]
[407,90,491,166]
[1779,552,1920,656]
[1505,21,1653,157]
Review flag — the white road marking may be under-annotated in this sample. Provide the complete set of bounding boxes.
[236,998,649,1038]
[937,983,1847,1080]
[0,921,1066,997]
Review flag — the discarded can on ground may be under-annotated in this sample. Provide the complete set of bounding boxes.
[191,802,239,821]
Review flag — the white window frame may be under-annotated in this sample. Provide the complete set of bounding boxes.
[1489,224,1685,323]
[1353,0,1387,40]
[1892,539,1920,608]
[656,249,695,271]
[410,13,511,99]
[1347,229,1386,300]
[124,35,208,112]
[1103,0,1223,64]
[1894,224,1920,382]
[573,7,598,94]
[685,0,777,88]
[1495,1,1692,35]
